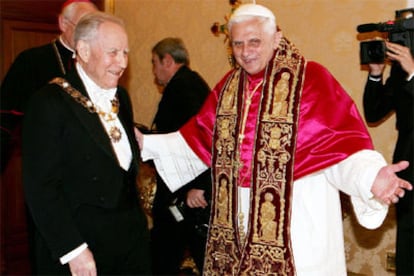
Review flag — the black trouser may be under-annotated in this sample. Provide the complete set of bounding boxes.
[151,177,209,275]
[34,192,151,275]
[395,189,414,276]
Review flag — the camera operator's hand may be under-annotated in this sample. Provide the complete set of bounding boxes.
[386,41,414,76]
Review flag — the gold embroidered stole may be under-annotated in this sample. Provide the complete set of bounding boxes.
[205,38,306,275]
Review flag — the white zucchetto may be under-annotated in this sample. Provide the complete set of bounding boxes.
[231,3,276,22]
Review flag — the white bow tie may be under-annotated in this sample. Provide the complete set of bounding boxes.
[93,88,116,112]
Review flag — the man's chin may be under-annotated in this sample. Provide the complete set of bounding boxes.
[154,79,165,87]
[245,68,262,75]
[240,63,262,75]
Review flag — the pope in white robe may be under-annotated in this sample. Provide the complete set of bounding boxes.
[138,4,412,275]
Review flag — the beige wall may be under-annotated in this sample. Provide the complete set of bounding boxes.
[113,0,409,275]
[115,0,231,126]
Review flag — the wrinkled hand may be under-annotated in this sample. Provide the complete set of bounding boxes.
[68,248,96,276]
[186,189,208,208]
[386,41,414,75]
[134,127,143,150]
[371,161,412,205]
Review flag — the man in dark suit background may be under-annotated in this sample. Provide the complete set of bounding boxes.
[363,37,414,275]
[22,11,150,275]
[150,37,211,274]
[0,0,97,171]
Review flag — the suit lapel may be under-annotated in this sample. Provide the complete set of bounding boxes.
[62,72,119,163]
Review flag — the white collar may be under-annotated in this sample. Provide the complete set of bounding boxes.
[76,63,117,111]
[58,36,76,58]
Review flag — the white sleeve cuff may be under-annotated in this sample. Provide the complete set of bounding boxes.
[351,196,388,229]
[324,150,389,229]
[368,75,382,82]
[345,150,388,229]
[406,72,414,81]
[59,243,88,264]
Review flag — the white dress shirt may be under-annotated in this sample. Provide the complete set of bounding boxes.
[76,63,132,171]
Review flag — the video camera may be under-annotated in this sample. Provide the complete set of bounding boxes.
[357,8,414,64]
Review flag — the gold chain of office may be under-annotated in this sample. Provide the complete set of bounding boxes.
[49,77,122,142]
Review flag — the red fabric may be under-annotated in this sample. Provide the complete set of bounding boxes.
[180,61,373,181]
[294,62,373,179]
[237,71,265,187]
[180,71,230,166]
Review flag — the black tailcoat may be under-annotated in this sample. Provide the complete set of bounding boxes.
[1,39,72,170]
[22,69,150,274]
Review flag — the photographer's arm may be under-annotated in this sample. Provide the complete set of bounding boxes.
[363,62,393,122]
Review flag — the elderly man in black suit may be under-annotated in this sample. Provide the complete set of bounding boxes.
[22,11,150,275]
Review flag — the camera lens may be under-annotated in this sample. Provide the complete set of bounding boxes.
[360,40,386,64]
